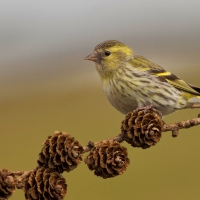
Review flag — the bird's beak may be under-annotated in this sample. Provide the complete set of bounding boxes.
[84,51,98,62]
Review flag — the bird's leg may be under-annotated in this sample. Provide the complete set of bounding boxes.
[135,104,154,113]
[135,104,163,118]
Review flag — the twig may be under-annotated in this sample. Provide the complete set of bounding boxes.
[83,141,96,153]
[191,103,200,109]
[165,102,200,137]
[82,134,124,153]
[163,116,200,131]
[9,170,24,176]
[8,169,34,189]
[3,108,200,200]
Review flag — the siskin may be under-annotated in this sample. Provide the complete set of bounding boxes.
[85,40,200,116]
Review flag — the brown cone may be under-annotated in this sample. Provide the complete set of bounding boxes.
[84,140,130,179]
[23,167,67,200]
[121,108,163,149]
[0,169,16,200]
[37,131,83,173]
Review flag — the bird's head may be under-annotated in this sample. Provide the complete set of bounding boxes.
[85,40,134,78]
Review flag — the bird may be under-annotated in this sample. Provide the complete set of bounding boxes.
[84,40,200,116]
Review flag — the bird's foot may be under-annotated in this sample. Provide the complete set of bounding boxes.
[135,104,163,118]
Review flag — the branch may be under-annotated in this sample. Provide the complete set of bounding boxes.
[83,133,124,153]
[163,115,200,137]
[83,104,200,150]
[161,102,200,137]
[1,104,200,199]
[191,103,200,109]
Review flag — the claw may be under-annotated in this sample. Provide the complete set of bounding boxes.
[135,104,163,118]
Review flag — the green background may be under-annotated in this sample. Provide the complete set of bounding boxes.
[1,1,200,199]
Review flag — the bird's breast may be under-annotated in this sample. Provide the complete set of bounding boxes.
[102,77,138,114]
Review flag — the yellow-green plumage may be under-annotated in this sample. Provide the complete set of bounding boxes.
[85,40,200,116]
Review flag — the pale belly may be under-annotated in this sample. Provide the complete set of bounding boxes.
[103,80,187,116]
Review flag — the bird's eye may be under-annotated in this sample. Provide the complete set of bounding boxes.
[105,51,111,56]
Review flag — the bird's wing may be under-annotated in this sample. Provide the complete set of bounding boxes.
[130,55,200,96]
[130,55,166,72]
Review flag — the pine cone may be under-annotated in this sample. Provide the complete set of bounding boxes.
[85,140,130,179]
[23,167,67,200]
[0,169,16,200]
[121,108,163,149]
[37,131,83,173]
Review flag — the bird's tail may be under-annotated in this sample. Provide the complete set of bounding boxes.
[187,84,200,104]
[189,84,200,94]
[188,96,200,102]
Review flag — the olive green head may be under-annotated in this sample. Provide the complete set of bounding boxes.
[85,40,134,75]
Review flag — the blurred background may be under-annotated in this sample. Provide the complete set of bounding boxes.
[1,1,200,199]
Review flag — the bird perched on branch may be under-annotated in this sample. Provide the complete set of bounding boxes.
[85,40,200,116]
